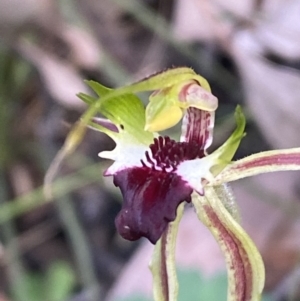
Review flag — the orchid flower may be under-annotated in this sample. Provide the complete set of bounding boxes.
[46,67,300,301]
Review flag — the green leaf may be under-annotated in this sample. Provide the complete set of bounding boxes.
[45,261,76,301]
[177,269,204,301]
[178,269,272,301]
[19,272,44,301]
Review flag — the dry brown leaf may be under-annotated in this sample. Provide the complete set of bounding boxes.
[255,0,300,59]
[0,0,60,41]
[230,28,300,149]
[17,40,88,109]
[61,25,102,70]
[173,0,232,43]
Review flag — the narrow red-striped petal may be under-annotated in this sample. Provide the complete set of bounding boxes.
[193,188,265,301]
[213,148,300,185]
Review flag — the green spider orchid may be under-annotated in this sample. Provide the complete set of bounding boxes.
[45,67,300,301]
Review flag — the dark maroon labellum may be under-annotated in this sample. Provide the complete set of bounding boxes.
[113,136,204,244]
[114,167,192,244]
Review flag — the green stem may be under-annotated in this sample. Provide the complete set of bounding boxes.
[42,148,102,301]
[0,163,102,224]
[0,172,28,301]
[55,195,101,301]
[43,153,101,301]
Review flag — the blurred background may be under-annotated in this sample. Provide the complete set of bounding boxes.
[1,0,300,300]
